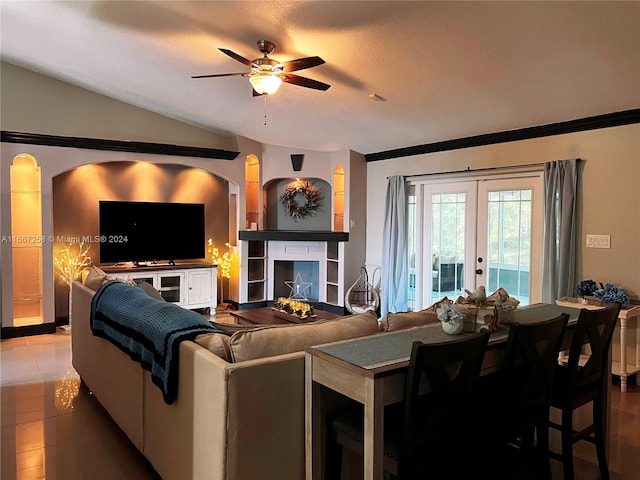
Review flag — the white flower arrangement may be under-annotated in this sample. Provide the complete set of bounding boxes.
[436,302,465,323]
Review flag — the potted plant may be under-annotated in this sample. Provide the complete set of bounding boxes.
[435,301,465,335]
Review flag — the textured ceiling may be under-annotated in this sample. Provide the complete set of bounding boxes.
[1,1,638,154]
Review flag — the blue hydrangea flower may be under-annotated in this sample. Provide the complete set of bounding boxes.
[594,284,630,307]
[577,279,598,298]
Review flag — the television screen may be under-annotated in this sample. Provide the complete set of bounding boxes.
[99,201,205,264]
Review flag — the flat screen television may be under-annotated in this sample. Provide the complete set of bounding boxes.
[99,200,205,265]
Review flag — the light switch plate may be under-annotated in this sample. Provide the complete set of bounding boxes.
[586,234,610,249]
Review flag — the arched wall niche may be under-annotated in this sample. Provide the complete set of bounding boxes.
[10,153,44,327]
[1,141,248,329]
[263,177,332,231]
[51,160,233,320]
[245,154,260,230]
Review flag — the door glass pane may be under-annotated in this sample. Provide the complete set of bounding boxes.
[431,193,465,304]
[486,189,532,305]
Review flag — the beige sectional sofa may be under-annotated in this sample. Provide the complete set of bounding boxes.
[72,279,400,480]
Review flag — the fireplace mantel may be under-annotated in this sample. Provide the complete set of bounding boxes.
[238,230,349,242]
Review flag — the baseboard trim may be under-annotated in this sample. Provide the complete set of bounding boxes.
[1,322,57,339]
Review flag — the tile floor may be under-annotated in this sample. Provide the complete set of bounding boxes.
[1,329,639,480]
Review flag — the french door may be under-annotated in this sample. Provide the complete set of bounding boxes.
[411,173,543,309]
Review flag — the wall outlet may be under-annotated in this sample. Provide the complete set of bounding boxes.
[586,234,610,249]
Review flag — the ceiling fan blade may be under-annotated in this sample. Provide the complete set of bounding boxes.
[280,56,325,72]
[282,73,331,91]
[219,48,254,67]
[191,72,245,79]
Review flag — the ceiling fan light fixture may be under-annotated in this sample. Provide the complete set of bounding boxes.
[249,73,282,95]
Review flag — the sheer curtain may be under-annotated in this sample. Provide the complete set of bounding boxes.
[542,159,579,303]
[380,176,408,318]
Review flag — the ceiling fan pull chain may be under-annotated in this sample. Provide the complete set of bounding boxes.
[263,95,268,126]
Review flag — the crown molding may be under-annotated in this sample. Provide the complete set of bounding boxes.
[0,131,240,160]
[365,109,640,162]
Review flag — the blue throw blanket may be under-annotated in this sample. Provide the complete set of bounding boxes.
[90,280,222,405]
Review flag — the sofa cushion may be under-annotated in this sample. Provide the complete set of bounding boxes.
[228,311,380,363]
[136,281,165,301]
[85,265,108,290]
[194,333,231,362]
[211,321,260,336]
[382,309,439,332]
[84,265,137,290]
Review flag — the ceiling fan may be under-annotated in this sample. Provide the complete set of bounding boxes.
[191,40,330,96]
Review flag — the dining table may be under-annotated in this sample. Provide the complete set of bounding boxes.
[304,303,590,480]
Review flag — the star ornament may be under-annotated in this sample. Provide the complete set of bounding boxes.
[285,273,313,300]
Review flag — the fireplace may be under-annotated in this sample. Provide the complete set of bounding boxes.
[238,230,348,309]
[267,241,328,303]
[273,261,320,300]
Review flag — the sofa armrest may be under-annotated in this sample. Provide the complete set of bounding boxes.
[143,341,231,480]
[224,352,307,480]
[71,281,145,451]
[143,342,309,480]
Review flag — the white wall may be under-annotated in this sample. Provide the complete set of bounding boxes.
[366,124,640,300]
[1,62,236,150]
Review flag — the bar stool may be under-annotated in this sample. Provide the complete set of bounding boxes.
[480,313,569,480]
[549,303,620,480]
[329,331,490,480]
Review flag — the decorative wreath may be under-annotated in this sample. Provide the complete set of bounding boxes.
[280,181,323,221]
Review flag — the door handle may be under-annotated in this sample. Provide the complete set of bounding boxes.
[475,269,483,275]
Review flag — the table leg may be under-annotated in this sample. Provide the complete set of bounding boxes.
[620,318,628,393]
[636,317,640,369]
[305,353,322,480]
[363,376,384,480]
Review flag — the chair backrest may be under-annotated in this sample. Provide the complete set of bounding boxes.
[501,313,569,423]
[565,303,620,392]
[400,331,490,472]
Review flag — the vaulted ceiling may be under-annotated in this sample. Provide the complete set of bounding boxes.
[1,1,638,155]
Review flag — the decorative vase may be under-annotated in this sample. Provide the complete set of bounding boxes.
[441,319,463,335]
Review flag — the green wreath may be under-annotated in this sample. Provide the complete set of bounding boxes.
[280,181,323,221]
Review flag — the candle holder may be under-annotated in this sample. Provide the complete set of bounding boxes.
[272,297,316,322]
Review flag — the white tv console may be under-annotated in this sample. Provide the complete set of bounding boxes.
[101,263,217,312]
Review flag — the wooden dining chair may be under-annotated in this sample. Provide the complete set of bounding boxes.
[329,331,490,480]
[480,313,570,480]
[549,303,620,480]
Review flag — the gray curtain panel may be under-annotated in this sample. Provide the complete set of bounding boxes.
[381,176,409,318]
[542,159,579,303]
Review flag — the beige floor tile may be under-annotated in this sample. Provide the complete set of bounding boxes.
[1,394,59,426]
[0,380,48,402]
